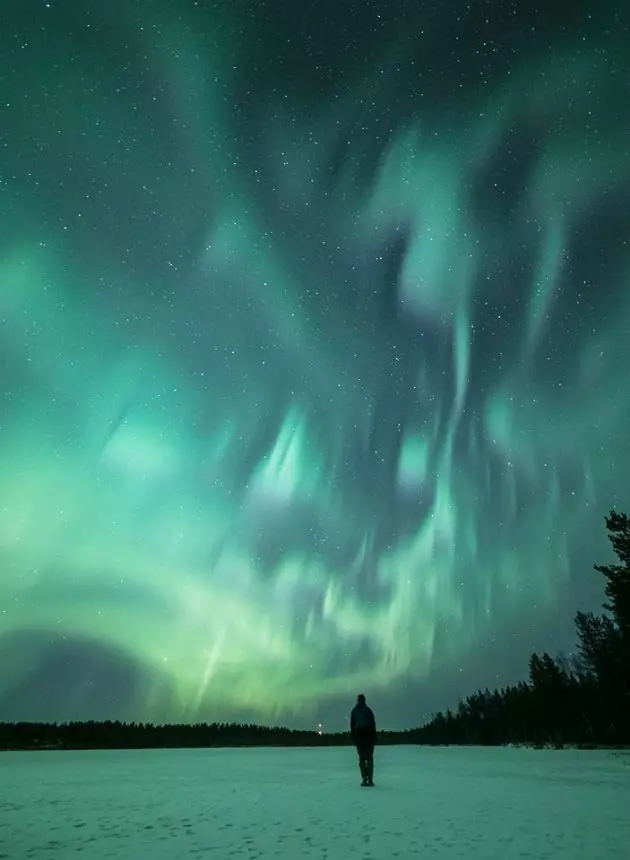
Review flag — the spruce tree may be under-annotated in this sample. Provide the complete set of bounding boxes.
[594,511,630,639]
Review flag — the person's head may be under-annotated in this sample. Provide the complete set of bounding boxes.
[357,693,366,705]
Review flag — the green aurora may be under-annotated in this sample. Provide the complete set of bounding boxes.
[0,0,628,727]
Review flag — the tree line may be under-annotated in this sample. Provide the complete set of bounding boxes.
[0,720,421,751]
[417,511,630,747]
[1,511,627,751]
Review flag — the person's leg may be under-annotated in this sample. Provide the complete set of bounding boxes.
[356,745,369,784]
[365,744,374,784]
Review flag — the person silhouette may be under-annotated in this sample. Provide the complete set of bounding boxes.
[350,693,377,786]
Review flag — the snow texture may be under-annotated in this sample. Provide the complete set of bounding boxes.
[2,745,629,859]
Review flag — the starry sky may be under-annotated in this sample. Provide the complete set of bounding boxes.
[0,0,629,730]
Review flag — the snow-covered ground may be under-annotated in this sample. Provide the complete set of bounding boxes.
[2,744,629,859]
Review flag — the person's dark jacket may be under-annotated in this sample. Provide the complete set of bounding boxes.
[350,701,377,746]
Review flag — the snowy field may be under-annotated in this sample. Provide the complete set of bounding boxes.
[2,745,629,859]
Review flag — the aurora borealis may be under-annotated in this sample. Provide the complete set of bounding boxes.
[1,0,629,729]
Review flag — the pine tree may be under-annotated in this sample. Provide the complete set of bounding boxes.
[594,511,630,639]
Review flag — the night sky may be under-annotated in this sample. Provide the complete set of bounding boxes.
[1,0,629,730]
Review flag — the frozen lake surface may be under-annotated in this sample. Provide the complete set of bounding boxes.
[2,745,629,859]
